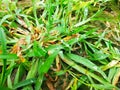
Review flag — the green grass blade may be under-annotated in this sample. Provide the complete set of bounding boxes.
[22,60,39,90]
[91,84,117,89]
[0,27,7,54]
[46,0,53,31]
[7,75,12,89]
[35,73,44,90]
[38,50,59,74]
[74,8,104,27]
[0,54,18,59]
[7,61,16,89]
[108,67,117,82]
[26,60,38,79]
[59,51,113,87]
[66,53,108,80]
[0,86,12,90]
[14,64,25,85]
[32,0,39,27]
[33,41,46,57]
[35,49,60,90]
[0,27,7,85]
[0,15,12,26]
[13,78,36,89]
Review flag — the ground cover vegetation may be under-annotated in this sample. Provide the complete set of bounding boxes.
[0,0,120,90]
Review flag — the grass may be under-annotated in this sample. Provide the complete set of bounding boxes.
[0,0,120,90]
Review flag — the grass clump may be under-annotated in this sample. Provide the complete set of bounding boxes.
[0,0,120,90]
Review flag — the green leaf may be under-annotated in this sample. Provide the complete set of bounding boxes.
[91,84,116,89]
[7,75,12,89]
[0,27,7,54]
[0,86,12,90]
[46,44,63,52]
[74,8,104,27]
[39,50,59,74]
[26,60,38,79]
[83,6,89,20]
[14,64,25,85]
[0,15,13,26]
[108,67,117,82]
[35,48,60,90]
[65,53,108,80]
[0,54,18,59]
[67,38,79,46]
[35,73,44,90]
[55,70,66,76]
[0,27,7,85]
[70,25,89,34]
[33,41,46,57]
[59,51,112,86]
[92,51,108,60]
[7,61,15,88]
[95,30,106,47]
[13,78,36,89]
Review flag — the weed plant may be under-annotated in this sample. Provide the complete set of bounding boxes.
[0,0,120,90]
